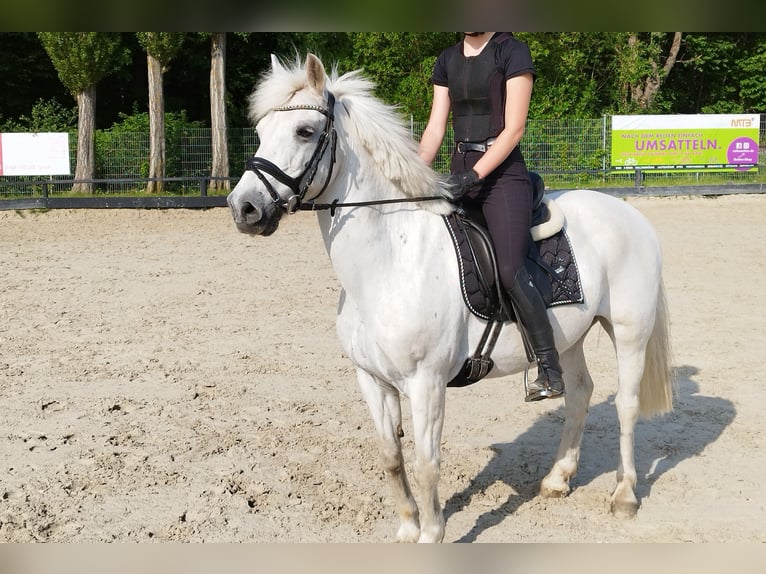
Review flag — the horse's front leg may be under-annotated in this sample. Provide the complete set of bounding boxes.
[408,378,447,543]
[356,369,421,542]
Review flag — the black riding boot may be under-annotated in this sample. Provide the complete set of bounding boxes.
[507,268,565,402]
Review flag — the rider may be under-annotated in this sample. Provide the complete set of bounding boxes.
[417,32,564,402]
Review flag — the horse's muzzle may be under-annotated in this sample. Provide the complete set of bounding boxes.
[228,195,280,236]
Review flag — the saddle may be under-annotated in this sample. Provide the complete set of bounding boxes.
[443,172,584,387]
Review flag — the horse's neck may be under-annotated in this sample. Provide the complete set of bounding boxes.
[317,185,444,292]
[314,146,448,293]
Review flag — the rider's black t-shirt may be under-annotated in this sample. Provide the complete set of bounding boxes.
[431,33,536,143]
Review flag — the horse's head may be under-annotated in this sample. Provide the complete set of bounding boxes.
[228,53,337,236]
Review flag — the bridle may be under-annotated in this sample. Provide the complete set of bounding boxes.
[244,90,444,216]
[245,92,338,214]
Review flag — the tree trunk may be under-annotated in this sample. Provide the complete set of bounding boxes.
[73,85,96,194]
[630,32,683,110]
[210,32,229,191]
[147,53,165,194]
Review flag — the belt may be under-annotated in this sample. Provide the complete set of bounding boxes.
[456,137,496,153]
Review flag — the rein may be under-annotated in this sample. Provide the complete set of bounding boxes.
[298,196,445,217]
[245,90,445,216]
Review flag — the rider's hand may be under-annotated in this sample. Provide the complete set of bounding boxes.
[440,169,483,201]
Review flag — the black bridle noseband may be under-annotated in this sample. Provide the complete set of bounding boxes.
[245,90,443,217]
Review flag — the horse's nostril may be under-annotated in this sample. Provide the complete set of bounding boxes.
[240,202,262,224]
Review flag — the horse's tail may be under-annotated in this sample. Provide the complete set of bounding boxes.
[638,278,675,418]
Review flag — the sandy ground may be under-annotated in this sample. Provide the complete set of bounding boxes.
[0,192,764,543]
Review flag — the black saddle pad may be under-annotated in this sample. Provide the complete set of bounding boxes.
[443,212,584,321]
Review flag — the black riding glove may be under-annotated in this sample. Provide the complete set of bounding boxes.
[441,169,483,201]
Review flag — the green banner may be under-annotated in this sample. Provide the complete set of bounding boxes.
[611,114,760,173]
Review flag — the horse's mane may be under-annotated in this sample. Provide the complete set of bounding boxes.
[248,56,451,214]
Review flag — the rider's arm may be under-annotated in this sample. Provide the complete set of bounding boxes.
[470,72,533,180]
[418,85,451,166]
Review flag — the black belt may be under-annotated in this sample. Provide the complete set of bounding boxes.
[456,137,496,153]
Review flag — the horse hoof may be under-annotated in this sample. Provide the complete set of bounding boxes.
[610,499,639,518]
[539,483,570,499]
[396,523,420,543]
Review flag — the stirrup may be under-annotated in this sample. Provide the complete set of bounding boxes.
[523,363,565,402]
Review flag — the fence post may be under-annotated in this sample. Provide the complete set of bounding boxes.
[200,178,208,197]
[634,168,643,192]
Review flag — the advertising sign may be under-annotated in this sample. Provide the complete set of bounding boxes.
[0,132,71,176]
[611,114,760,172]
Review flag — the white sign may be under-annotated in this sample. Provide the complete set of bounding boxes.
[0,132,71,176]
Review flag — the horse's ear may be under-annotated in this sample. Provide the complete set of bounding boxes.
[305,53,326,94]
[270,53,284,73]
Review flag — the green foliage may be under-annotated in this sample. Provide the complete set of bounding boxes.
[95,109,205,183]
[520,32,647,118]
[135,32,186,67]
[37,32,129,96]
[2,32,764,194]
[736,42,766,112]
[0,98,77,132]
[522,118,607,175]
[340,33,459,121]
[650,33,762,114]
[10,32,766,128]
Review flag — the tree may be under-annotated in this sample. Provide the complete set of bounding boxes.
[37,33,128,193]
[660,33,766,114]
[617,32,683,111]
[520,32,620,118]
[732,36,766,112]
[209,32,229,191]
[520,33,690,117]
[341,33,458,121]
[0,33,70,125]
[136,32,186,194]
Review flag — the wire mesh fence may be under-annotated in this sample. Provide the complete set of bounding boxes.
[2,116,765,198]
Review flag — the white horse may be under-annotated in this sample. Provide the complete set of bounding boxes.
[227,53,674,543]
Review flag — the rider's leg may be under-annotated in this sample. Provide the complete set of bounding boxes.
[506,266,565,401]
[475,155,565,402]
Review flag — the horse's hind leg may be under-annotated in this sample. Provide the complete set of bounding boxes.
[540,337,593,498]
[608,321,648,518]
[356,369,420,542]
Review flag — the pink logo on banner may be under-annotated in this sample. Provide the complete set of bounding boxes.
[727,137,759,170]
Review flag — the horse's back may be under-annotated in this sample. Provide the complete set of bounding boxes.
[552,188,663,321]
[553,188,657,234]
[553,188,661,263]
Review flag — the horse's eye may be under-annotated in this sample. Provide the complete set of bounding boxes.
[296,127,314,139]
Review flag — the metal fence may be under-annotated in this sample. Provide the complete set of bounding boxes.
[2,116,766,198]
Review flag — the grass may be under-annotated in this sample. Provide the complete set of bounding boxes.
[541,169,766,191]
[1,170,764,201]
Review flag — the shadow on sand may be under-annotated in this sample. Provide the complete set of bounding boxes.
[443,365,735,542]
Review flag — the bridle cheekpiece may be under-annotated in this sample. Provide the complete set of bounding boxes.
[245,92,337,214]
[244,90,444,217]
